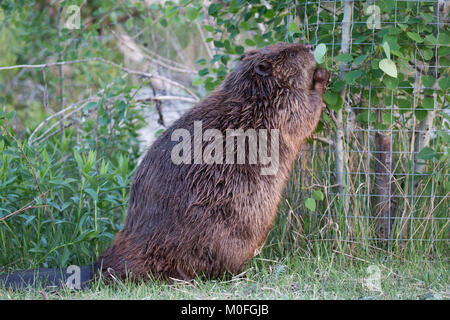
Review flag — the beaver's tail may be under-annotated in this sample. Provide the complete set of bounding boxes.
[0,263,99,290]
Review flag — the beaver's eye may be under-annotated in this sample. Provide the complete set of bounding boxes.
[289,52,296,57]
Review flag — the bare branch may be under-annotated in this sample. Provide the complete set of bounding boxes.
[0,57,200,101]
[311,134,333,146]
[112,30,196,74]
[136,95,198,103]
[196,20,214,61]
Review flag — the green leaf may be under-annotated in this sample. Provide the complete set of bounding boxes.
[353,54,368,65]
[330,80,346,92]
[323,92,338,106]
[80,230,100,241]
[379,59,397,78]
[186,7,199,21]
[84,188,98,202]
[398,23,408,31]
[422,13,433,23]
[415,109,428,121]
[344,70,363,84]
[328,95,344,111]
[312,190,324,201]
[417,147,436,160]
[287,22,301,33]
[159,18,168,27]
[192,75,203,86]
[313,44,327,64]
[165,5,179,18]
[423,49,434,61]
[424,35,438,46]
[305,198,316,212]
[195,58,206,65]
[422,97,434,109]
[356,111,376,124]
[235,45,244,55]
[382,41,390,59]
[154,128,165,138]
[203,25,214,32]
[438,47,450,56]
[335,53,353,63]
[208,3,220,16]
[438,77,450,91]
[6,111,15,121]
[61,247,70,266]
[407,32,423,43]
[245,38,256,46]
[213,40,224,48]
[382,76,398,90]
[438,32,450,45]
[73,150,83,169]
[382,113,394,124]
[381,0,395,11]
[199,68,209,76]
[422,76,435,88]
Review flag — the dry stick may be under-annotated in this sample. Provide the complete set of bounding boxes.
[0,57,200,100]
[148,81,165,127]
[32,99,96,145]
[111,30,196,74]
[195,20,214,61]
[311,134,334,146]
[34,122,73,146]
[32,94,195,146]
[139,39,188,70]
[94,57,200,100]
[29,73,130,146]
[0,205,48,223]
[0,125,55,229]
[0,58,99,71]
[136,95,198,103]
[28,97,94,146]
[41,68,49,112]
[25,58,200,146]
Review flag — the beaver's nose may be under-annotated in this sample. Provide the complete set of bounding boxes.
[304,44,314,51]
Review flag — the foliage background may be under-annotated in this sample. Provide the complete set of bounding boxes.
[0,0,448,274]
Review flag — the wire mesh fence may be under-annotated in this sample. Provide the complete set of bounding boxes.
[0,1,447,267]
[279,0,448,258]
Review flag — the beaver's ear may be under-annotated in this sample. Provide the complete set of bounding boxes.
[255,61,272,77]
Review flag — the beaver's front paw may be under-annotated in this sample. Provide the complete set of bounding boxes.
[313,68,330,88]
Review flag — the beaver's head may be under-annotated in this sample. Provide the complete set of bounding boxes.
[237,42,317,91]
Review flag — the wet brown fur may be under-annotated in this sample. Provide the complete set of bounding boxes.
[97,43,329,281]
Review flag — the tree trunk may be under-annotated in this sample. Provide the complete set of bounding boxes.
[374,132,395,240]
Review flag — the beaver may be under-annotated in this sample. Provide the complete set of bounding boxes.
[0,42,329,288]
[97,42,329,281]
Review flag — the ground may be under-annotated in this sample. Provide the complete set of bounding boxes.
[0,252,447,300]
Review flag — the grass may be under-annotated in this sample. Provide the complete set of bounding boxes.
[0,134,447,299]
[0,143,447,300]
[0,249,447,300]
[0,88,448,301]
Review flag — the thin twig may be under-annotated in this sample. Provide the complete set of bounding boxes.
[112,30,196,74]
[0,57,200,100]
[196,20,214,61]
[311,134,333,146]
[136,95,198,103]
[0,205,48,223]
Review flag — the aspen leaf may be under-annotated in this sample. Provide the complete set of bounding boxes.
[379,58,397,78]
[314,43,327,64]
